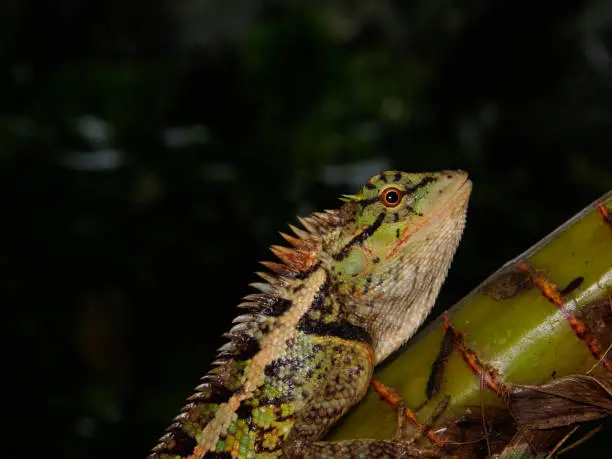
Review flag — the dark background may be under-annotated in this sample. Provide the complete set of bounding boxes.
[2,1,611,457]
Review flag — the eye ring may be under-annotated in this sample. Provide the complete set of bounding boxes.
[380,187,403,208]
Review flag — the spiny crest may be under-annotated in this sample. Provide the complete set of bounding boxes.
[154,209,344,438]
[208,210,345,364]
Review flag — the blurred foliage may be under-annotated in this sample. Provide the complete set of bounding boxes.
[1,0,611,457]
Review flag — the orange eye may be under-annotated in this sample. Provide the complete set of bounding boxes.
[380,187,403,208]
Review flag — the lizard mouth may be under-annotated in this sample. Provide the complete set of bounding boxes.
[411,171,471,224]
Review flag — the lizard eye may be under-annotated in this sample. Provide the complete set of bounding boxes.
[380,187,403,208]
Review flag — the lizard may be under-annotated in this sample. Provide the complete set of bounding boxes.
[149,169,472,458]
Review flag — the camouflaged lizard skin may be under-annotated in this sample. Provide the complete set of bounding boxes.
[149,170,471,458]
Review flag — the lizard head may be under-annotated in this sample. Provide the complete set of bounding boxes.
[329,170,472,362]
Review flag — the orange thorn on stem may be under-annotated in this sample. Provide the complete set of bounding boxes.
[519,263,612,372]
[371,379,420,426]
[594,201,612,231]
[370,379,447,447]
[443,315,507,398]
